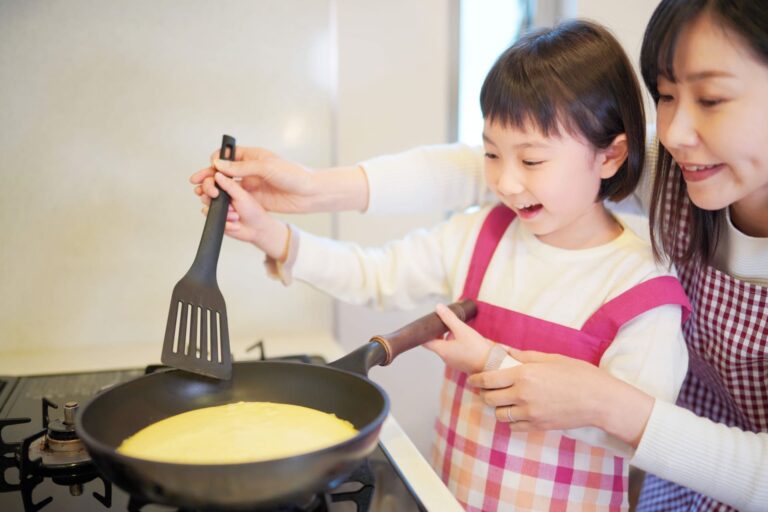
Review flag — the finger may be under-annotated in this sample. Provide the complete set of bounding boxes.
[495,405,521,423]
[508,420,533,432]
[190,167,214,184]
[467,367,517,389]
[482,387,519,407]
[435,303,477,338]
[213,158,272,179]
[209,146,274,166]
[505,347,561,364]
[422,339,447,356]
[214,172,251,204]
[201,176,220,198]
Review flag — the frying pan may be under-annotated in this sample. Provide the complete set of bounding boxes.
[77,300,476,509]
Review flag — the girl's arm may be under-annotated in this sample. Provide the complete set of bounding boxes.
[278,207,489,311]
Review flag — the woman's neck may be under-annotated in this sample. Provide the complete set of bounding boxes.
[730,188,768,238]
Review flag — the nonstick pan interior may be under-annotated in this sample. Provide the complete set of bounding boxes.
[77,360,389,509]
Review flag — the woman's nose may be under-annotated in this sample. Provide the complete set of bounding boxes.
[660,102,698,150]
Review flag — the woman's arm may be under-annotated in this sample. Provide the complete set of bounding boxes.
[191,143,488,214]
[632,400,768,512]
[467,350,768,511]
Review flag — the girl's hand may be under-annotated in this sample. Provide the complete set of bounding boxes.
[467,349,653,447]
[191,146,369,213]
[204,172,289,260]
[423,303,493,374]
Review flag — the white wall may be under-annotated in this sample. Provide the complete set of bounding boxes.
[568,0,660,121]
[0,1,338,350]
[334,0,456,458]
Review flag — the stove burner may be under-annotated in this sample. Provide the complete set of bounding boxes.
[0,397,112,511]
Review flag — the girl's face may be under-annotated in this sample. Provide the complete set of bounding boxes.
[483,119,622,249]
[656,13,768,225]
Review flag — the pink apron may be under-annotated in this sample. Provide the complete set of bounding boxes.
[433,204,691,511]
[637,188,768,511]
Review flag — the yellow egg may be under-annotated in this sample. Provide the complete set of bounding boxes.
[117,402,357,464]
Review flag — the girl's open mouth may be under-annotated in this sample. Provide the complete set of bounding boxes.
[517,203,543,219]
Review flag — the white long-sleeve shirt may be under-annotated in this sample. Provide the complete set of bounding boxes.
[358,141,768,511]
[285,204,687,460]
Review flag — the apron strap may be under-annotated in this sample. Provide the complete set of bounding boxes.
[461,204,517,299]
[581,275,692,345]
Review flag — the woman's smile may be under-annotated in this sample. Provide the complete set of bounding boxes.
[678,162,725,182]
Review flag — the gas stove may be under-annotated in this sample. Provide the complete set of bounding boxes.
[0,350,425,512]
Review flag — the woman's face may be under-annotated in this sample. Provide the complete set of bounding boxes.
[656,12,768,226]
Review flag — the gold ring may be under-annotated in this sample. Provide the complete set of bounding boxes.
[506,406,516,423]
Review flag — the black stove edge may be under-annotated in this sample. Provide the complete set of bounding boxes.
[0,376,19,416]
[376,438,428,511]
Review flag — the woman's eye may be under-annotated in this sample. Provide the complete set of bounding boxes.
[522,160,543,166]
[698,97,724,107]
[484,152,498,160]
[657,94,674,103]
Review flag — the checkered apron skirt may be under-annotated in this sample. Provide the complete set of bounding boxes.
[433,205,691,511]
[637,185,768,511]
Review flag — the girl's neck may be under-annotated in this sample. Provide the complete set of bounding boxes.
[536,203,623,250]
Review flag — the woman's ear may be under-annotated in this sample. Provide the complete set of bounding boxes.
[599,133,628,179]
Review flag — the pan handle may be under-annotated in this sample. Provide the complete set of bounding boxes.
[371,299,477,366]
[327,299,477,375]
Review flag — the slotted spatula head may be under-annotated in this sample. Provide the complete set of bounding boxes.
[161,135,236,380]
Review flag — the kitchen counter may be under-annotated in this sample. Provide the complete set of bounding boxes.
[0,334,463,511]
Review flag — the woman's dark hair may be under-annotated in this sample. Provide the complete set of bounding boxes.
[480,19,645,203]
[640,0,768,266]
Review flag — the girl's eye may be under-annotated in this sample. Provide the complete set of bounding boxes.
[522,160,543,166]
[484,152,498,160]
[657,94,674,103]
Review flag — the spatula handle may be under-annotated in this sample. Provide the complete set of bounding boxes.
[188,135,236,281]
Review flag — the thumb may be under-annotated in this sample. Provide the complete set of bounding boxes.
[504,346,560,363]
[214,172,254,206]
[435,303,476,338]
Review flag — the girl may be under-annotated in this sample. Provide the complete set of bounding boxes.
[200,21,690,511]
[192,1,768,509]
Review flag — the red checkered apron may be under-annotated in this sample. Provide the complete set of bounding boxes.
[637,186,768,511]
[433,204,691,511]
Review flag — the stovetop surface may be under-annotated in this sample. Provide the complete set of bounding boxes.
[0,358,425,512]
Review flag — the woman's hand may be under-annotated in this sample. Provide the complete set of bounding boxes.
[467,349,654,447]
[191,146,369,213]
[423,303,493,374]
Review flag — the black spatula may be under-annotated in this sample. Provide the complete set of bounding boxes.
[161,135,235,380]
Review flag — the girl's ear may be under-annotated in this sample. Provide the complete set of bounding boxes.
[599,133,628,179]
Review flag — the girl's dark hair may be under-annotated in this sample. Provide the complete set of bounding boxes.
[640,0,768,266]
[480,19,645,203]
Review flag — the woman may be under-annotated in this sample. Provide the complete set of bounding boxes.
[192,0,768,509]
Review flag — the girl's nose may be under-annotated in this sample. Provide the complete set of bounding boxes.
[497,168,525,196]
[660,102,698,150]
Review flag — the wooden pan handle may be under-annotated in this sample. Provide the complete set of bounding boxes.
[369,299,477,366]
